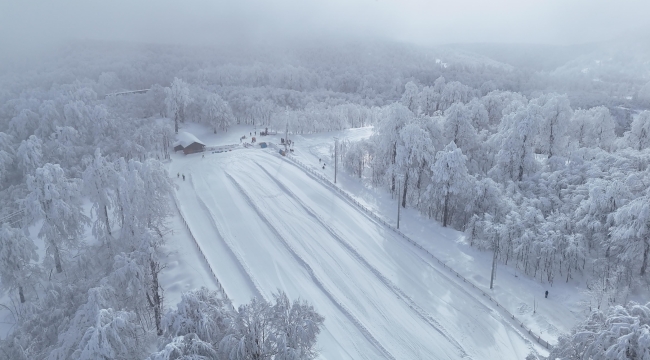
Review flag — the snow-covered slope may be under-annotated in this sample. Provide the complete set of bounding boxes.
[170,142,539,359]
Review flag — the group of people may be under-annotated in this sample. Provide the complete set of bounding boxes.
[319,158,326,169]
[177,173,185,181]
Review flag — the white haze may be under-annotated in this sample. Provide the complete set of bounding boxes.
[1,0,649,57]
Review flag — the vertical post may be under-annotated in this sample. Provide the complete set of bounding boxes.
[334,138,338,184]
[397,177,401,229]
[285,120,289,154]
[490,237,498,289]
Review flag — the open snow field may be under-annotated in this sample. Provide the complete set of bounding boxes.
[167,125,557,359]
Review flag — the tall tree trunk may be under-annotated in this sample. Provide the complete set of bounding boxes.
[641,239,649,276]
[548,120,555,159]
[104,205,111,236]
[147,258,163,336]
[401,172,409,208]
[518,135,527,181]
[18,286,25,303]
[443,191,450,227]
[391,143,397,193]
[52,242,63,273]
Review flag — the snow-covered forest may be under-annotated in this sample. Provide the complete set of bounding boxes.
[0,38,649,359]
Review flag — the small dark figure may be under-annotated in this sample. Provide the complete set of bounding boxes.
[322,165,325,169]
[545,290,548,299]
[182,174,185,181]
[255,131,256,135]
[319,158,321,163]
[177,173,180,178]
[250,132,252,136]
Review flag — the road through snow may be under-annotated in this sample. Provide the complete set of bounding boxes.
[178,149,535,360]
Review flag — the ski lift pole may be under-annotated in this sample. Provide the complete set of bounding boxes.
[285,120,289,154]
[334,137,339,183]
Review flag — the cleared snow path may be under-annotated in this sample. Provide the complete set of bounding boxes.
[225,172,398,360]
[176,173,256,305]
[179,149,536,360]
[192,157,385,359]
[253,162,469,357]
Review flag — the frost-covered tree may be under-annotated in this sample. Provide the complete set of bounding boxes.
[343,140,369,179]
[610,188,650,276]
[532,94,572,158]
[25,163,89,273]
[440,81,473,111]
[114,158,173,237]
[371,103,414,193]
[465,98,489,130]
[0,224,38,303]
[490,104,540,182]
[425,142,473,227]
[0,132,16,184]
[443,103,478,152]
[220,297,275,360]
[16,135,43,177]
[203,93,234,133]
[480,90,528,129]
[9,109,40,142]
[83,149,116,244]
[575,179,630,252]
[400,81,419,113]
[165,78,192,133]
[47,127,81,170]
[419,86,440,116]
[162,287,233,344]
[36,100,62,140]
[625,111,650,150]
[550,301,650,360]
[147,333,217,360]
[220,292,324,360]
[571,109,592,149]
[271,292,324,360]
[587,106,617,152]
[48,287,148,360]
[395,122,434,207]
[62,101,103,144]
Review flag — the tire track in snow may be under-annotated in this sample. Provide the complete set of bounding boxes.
[189,173,267,301]
[224,171,397,360]
[273,154,539,352]
[254,161,471,359]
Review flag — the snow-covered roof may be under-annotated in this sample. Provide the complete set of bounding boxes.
[174,132,205,148]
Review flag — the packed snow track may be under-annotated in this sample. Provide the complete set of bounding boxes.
[175,149,535,360]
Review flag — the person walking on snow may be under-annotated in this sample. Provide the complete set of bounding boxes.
[177,172,179,178]
[182,174,185,181]
[545,290,548,298]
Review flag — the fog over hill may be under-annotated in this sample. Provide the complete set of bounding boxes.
[1,1,650,359]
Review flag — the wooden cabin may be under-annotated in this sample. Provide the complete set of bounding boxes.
[173,132,206,155]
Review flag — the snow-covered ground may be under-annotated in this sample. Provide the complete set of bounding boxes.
[162,123,590,359]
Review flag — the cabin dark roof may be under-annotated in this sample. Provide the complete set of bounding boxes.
[173,132,205,149]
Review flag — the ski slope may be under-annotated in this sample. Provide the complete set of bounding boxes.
[174,148,536,360]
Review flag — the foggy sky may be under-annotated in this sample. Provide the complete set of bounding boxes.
[1,0,649,54]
